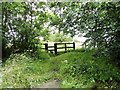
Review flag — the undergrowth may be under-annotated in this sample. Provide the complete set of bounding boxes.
[50,49,120,88]
[1,53,52,88]
[1,48,120,88]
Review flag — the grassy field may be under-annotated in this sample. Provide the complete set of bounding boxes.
[1,49,120,88]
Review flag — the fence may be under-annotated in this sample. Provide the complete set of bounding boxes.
[42,42,75,55]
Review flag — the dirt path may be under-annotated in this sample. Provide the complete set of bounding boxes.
[38,79,60,88]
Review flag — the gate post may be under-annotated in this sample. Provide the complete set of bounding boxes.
[73,42,75,50]
[44,43,48,52]
[65,43,67,52]
[54,43,57,55]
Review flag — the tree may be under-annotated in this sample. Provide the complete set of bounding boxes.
[48,2,120,66]
[2,2,120,66]
[2,2,49,61]
[79,2,120,66]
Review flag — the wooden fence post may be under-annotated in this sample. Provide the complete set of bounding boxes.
[65,43,67,52]
[44,43,48,52]
[73,42,75,50]
[54,43,57,55]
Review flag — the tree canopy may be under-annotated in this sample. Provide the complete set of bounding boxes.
[2,2,120,66]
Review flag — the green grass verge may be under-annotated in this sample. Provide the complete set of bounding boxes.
[50,49,120,88]
[1,48,120,88]
[1,53,53,88]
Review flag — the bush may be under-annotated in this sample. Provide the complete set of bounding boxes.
[35,47,50,60]
[49,32,72,42]
[36,51,50,60]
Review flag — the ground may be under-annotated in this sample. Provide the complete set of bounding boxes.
[39,79,60,88]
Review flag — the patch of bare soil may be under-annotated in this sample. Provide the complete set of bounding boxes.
[38,79,60,88]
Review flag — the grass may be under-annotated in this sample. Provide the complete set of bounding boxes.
[1,53,53,88]
[1,48,120,88]
[50,49,120,88]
